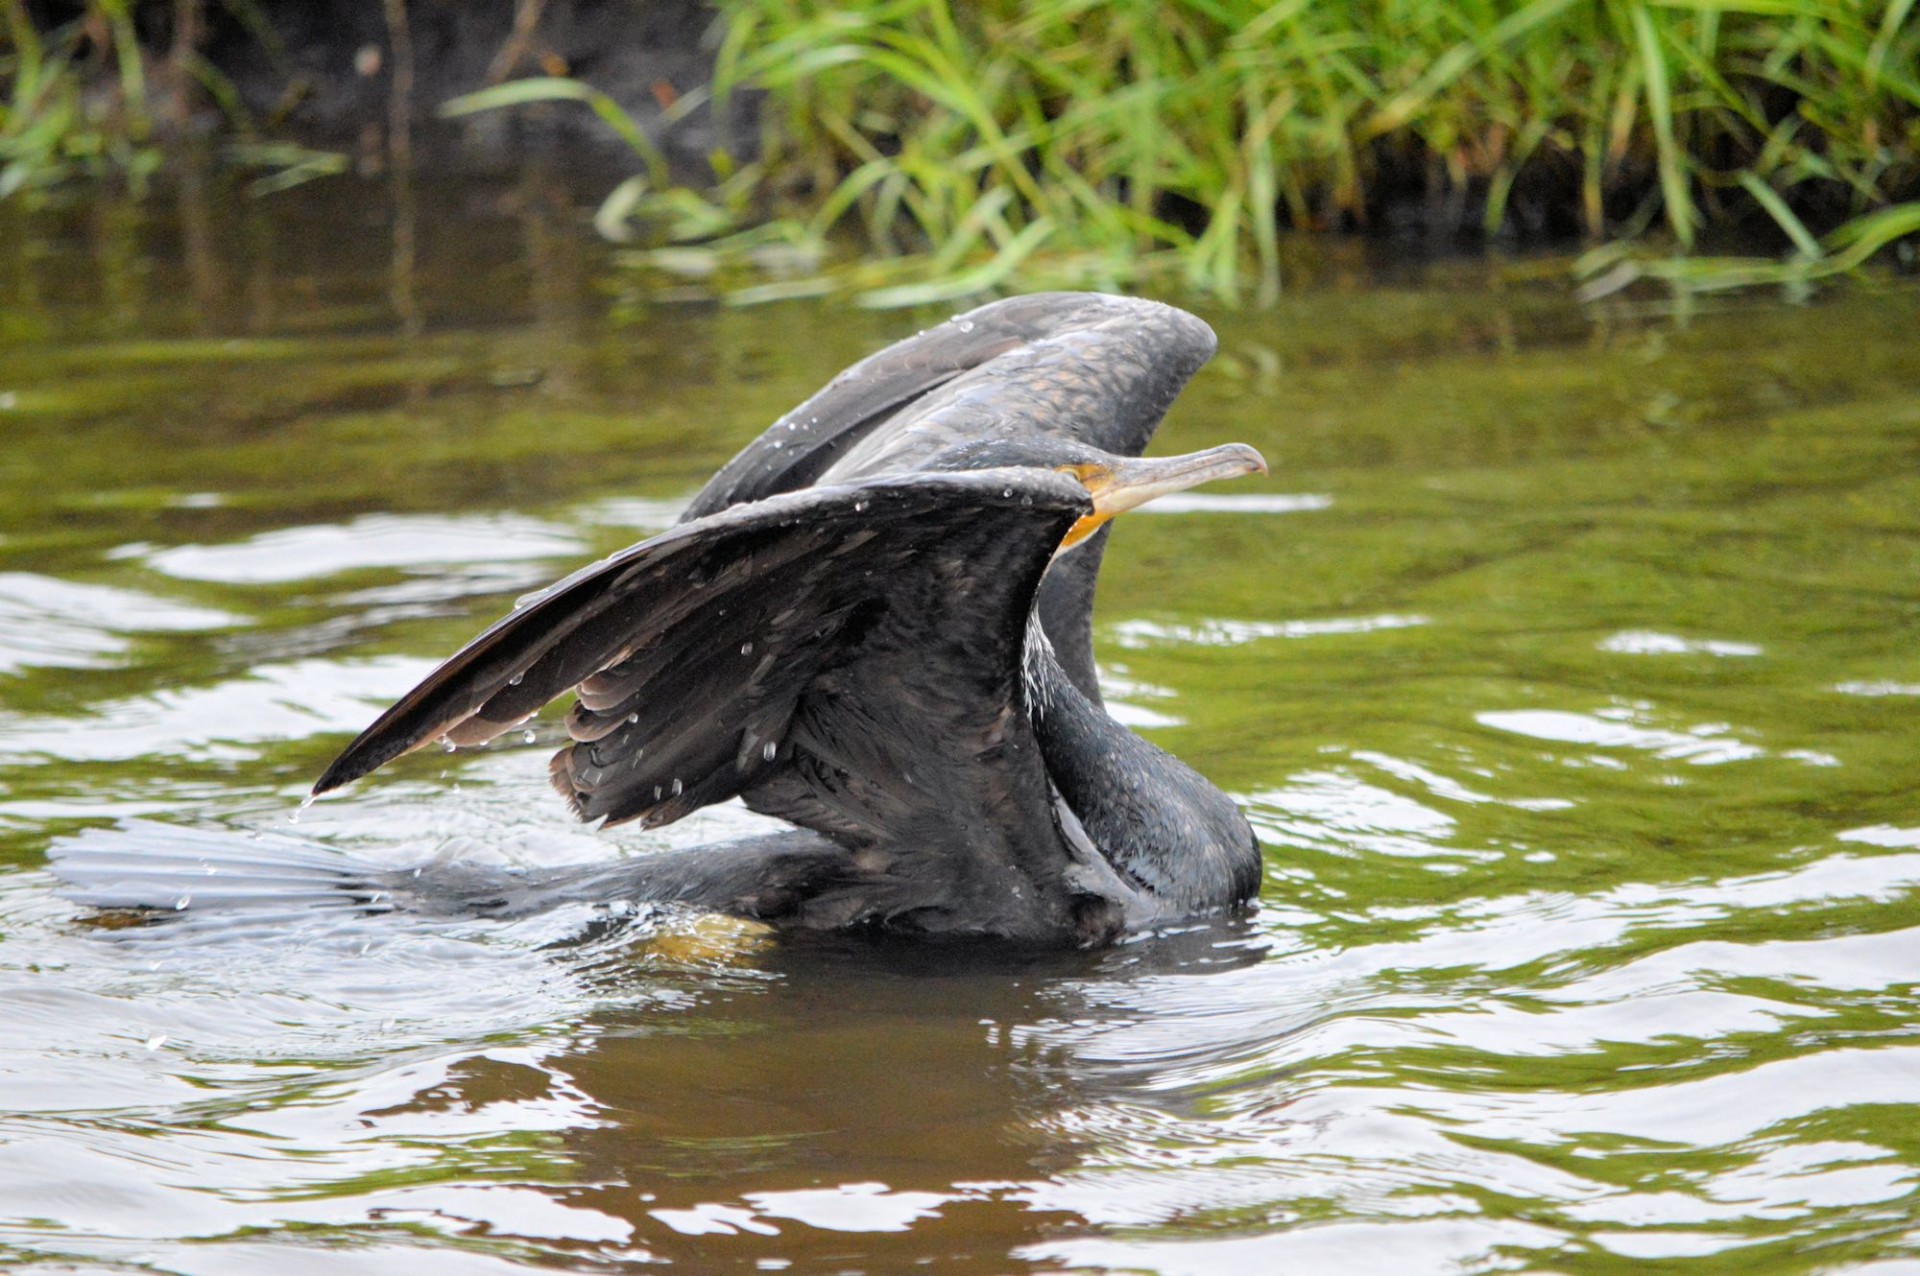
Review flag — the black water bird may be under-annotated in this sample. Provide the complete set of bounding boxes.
[58,293,1267,947]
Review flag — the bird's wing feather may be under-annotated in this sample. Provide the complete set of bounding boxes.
[315,469,1088,828]
[683,293,1215,519]
[818,300,1219,481]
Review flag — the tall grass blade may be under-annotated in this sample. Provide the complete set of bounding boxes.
[1629,3,1695,246]
[1737,170,1822,258]
[441,77,668,185]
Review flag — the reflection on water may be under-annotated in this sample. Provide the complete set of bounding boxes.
[143,514,587,584]
[0,574,239,674]
[2,174,1919,1273]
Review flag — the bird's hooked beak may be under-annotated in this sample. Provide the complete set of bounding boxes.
[1057,443,1268,551]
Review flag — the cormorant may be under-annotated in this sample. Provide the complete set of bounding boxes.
[54,293,1267,947]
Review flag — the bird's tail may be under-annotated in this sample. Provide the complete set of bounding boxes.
[46,820,402,917]
[45,819,850,926]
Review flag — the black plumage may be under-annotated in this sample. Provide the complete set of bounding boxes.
[59,293,1266,948]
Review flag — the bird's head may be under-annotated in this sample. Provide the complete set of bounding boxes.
[927,437,1268,553]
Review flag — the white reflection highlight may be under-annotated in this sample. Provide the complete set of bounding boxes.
[0,573,239,674]
[1478,708,1765,764]
[1351,750,1573,812]
[144,514,586,583]
[0,656,434,763]
[1027,1217,1560,1276]
[1440,1045,1920,1146]
[1839,825,1920,848]
[1600,630,1762,657]
[650,1203,779,1236]
[1248,771,1461,859]
[332,562,560,608]
[746,1182,954,1232]
[1098,670,1183,729]
[1835,681,1920,697]
[576,495,694,530]
[1112,614,1427,649]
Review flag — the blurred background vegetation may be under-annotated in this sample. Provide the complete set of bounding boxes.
[4,0,1918,305]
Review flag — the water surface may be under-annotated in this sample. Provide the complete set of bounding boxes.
[2,176,1918,1274]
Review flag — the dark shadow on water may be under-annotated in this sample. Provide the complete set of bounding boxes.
[759,911,1269,982]
[506,914,1269,1271]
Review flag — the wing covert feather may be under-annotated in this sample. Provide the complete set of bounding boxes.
[683,293,1215,518]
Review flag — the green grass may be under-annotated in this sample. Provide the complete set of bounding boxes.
[7,0,1919,304]
[1,0,336,200]
[597,0,1920,304]
[1,0,160,198]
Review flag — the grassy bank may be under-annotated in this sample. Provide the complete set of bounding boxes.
[629,0,1920,303]
[8,0,1920,305]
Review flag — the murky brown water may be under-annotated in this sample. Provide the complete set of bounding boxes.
[2,170,1918,1274]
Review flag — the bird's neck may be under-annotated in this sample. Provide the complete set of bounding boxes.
[1034,525,1110,706]
[1022,627,1261,914]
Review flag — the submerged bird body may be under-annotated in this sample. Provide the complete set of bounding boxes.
[56,293,1265,947]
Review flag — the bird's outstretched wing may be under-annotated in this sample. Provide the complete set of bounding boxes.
[683,293,1216,519]
[315,468,1085,825]
[316,466,1130,938]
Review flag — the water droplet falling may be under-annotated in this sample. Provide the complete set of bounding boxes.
[740,641,754,656]
[671,778,683,797]
[523,730,537,744]
[762,741,778,762]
